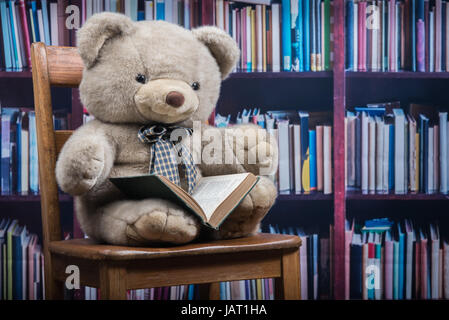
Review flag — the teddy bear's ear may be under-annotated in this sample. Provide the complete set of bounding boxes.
[192,26,240,79]
[77,12,135,69]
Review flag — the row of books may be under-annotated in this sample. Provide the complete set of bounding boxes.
[216,108,334,194]
[347,218,449,300]
[345,102,449,195]
[0,107,71,195]
[0,0,69,71]
[346,0,449,72]
[0,218,44,300]
[35,0,335,73]
[266,223,332,300]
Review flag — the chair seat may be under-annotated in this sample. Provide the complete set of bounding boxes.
[49,233,301,261]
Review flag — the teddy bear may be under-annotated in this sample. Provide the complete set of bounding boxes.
[55,12,278,246]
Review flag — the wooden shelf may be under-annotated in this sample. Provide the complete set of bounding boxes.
[346,71,449,79]
[346,190,449,200]
[0,193,72,202]
[0,71,32,78]
[278,192,333,201]
[229,71,332,79]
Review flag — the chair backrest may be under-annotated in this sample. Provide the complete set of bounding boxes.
[31,43,83,249]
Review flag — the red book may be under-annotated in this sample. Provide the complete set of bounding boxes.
[201,0,214,26]
[18,0,31,68]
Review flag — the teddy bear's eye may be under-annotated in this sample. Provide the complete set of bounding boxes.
[191,82,200,91]
[136,74,147,84]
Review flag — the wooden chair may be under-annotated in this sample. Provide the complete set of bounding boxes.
[31,42,302,300]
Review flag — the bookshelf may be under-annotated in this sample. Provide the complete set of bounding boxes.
[1,0,449,300]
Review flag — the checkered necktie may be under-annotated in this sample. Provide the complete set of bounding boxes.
[138,125,199,194]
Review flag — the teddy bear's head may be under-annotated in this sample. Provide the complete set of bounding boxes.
[77,12,239,125]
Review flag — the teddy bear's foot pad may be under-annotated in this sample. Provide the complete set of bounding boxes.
[125,209,200,245]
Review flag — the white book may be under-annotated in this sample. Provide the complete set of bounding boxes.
[323,126,332,194]
[49,3,59,46]
[37,10,45,50]
[428,127,434,194]
[361,112,369,194]
[393,109,406,194]
[271,4,281,72]
[430,224,440,299]
[375,117,384,193]
[172,0,178,25]
[232,9,237,42]
[165,0,173,22]
[383,124,390,193]
[368,117,376,194]
[439,113,448,194]
[408,115,417,193]
[105,0,111,11]
[86,0,93,19]
[293,124,302,194]
[353,3,358,71]
[277,121,290,192]
[371,3,378,71]
[224,1,230,33]
[216,0,224,29]
[256,5,263,72]
[125,0,131,18]
[145,1,154,20]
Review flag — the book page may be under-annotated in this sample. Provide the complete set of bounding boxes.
[192,173,249,220]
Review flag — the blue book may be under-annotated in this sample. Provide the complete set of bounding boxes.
[442,3,446,71]
[303,0,310,71]
[309,130,317,190]
[156,0,164,20]
[411,0,416,71]
[0,0,13,70]
[110,0,117,12]
[388,124,395,191]
[297,0,304,71]
[1,108,18,195]
[281,0,291,71]
[187,284,194,300]
[346,0,354,70]
[137,10,144,21]
[8,0,19,70]
[397,223,405,299]
[29,112,38,194]
[30,1,39,42]
[12,226,28,300]
[354,106,386,116]
[219,282,226,299]
[417,0,424,20]
[41,0,51,45]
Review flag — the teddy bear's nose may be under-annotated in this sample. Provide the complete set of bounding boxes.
[165,91,185,108]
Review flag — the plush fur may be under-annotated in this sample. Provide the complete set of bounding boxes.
[56,12,278,246]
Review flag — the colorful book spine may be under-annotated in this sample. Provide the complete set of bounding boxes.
[281,0,291,71]
[309,129,317,191]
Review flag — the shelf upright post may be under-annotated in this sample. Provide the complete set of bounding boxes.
[332,0,346,300]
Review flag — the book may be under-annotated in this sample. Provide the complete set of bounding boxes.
[110,173,259,230]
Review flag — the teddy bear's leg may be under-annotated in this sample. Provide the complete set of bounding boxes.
[213,176,277,240]
[81,198,201,246]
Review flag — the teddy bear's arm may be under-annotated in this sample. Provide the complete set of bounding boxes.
[197,124,278,177]
[55,121,116,196]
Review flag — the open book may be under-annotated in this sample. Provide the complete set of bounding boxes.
[110,173,259,229]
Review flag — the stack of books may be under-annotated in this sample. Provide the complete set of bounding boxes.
[0,107,71,195]
[215,108,333,194]
[0,218,44,300]
[345,103,449,195]
[346,0,449,72]
[347,218,449,300]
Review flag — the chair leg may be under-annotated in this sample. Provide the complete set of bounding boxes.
[99,264,127,300]
[275,248,301,300]
[198,282,221,300]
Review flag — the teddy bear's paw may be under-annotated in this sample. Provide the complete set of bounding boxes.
[126,208,200,245]
[56,142,105,195]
